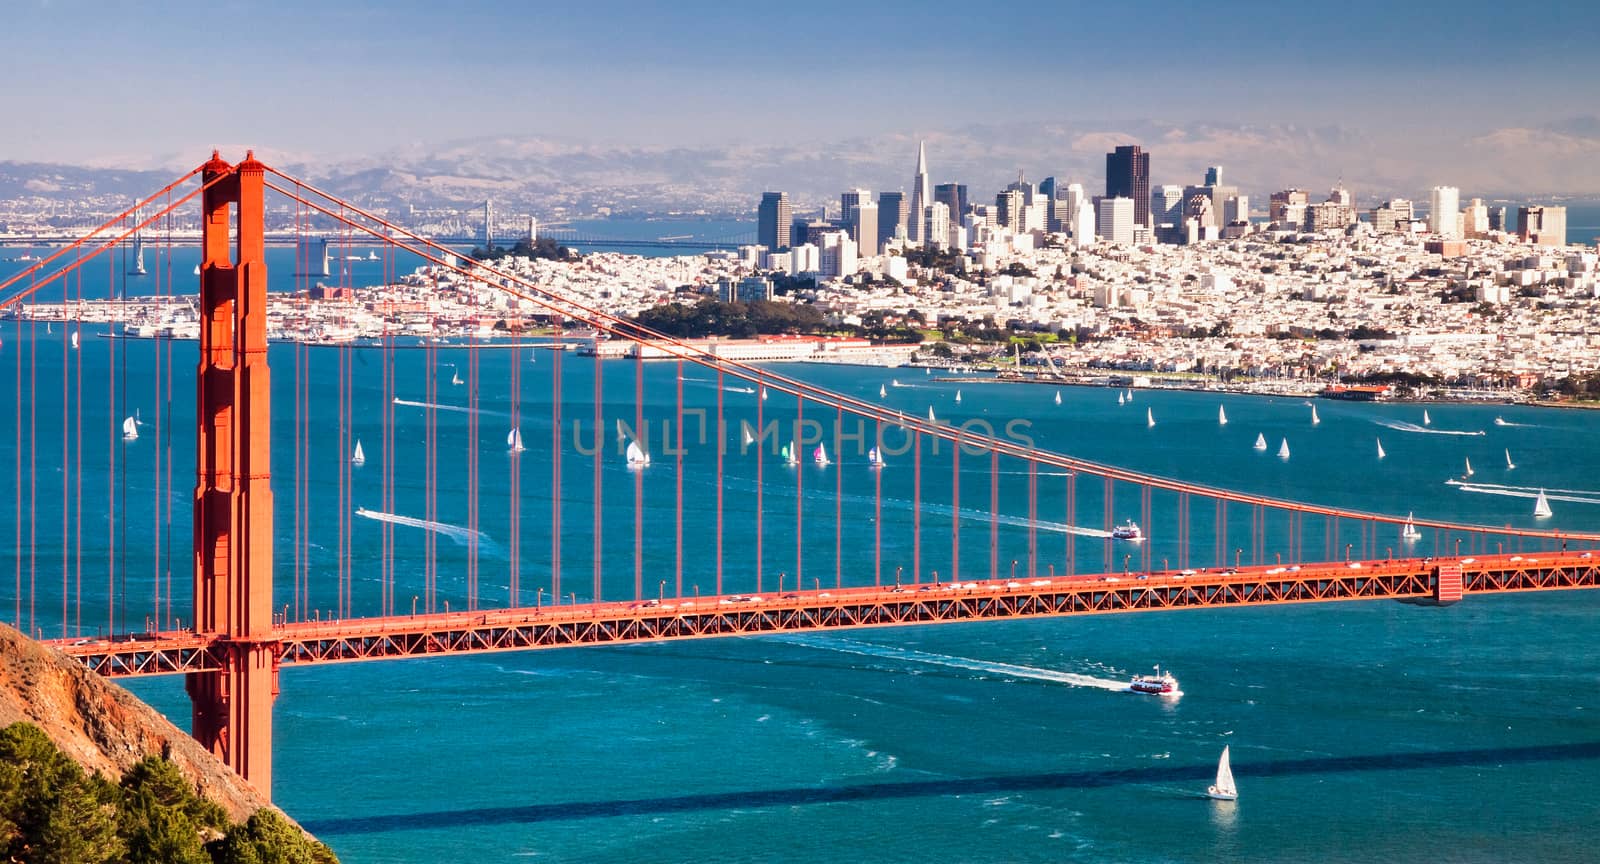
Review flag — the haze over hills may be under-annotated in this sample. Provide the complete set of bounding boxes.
[4,118,1600,218]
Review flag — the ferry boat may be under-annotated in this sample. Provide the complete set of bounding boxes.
[1111,520,1143,541]
[1129,666,1179,696]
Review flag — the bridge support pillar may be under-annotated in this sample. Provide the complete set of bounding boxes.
[185,151,277,798]
[1434,562,1463,605]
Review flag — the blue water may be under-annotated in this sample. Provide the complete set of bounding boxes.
[2,253,1600,861]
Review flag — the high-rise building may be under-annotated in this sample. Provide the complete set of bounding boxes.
[1039,176,1059,201]
[1429,186,1461,238]
[934,183,967,222]
[1269,189,1310,226]
[818,231,859,278]
[1105,145,1151,228]
[1223,195,1249,226]
[758,192,792,251]
[1488,206,1508,232]
[1096,197,1136,244]
[1519,205,1567,246]
[1204,166,1223,186]
[1070,199,1096,244]
[1151,185,1185,241]
[1006,178,1039,207]
[878,191,907,247]
[908,141,932,245]
[995,189,1024,232]
[840,189,879,257]
[922,202,950,251]
[1462,198,1490,238]
[1064,183,1085,224]
[1327,185,1353,208]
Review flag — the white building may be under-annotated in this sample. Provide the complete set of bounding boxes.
[923,201,950,251]
[818,232,858,279]
[1096,196,1136,245]
[1071,200,1096,245]
[1429,186,1461,238]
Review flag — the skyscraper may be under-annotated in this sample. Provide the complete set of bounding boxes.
[878,191,907,247]
[995,189,1024,232]
[758,192,792,251]
[1039,177,1058,201]
[908,141,932,245]
[1519,205,1567,246]
[1105,145,1151,228]
[922,202,950,250]
[1204,166,1223,186]
[841,189,879,257]
[1096,197,1136,245]
[1429,186,1461,238]
[1151,185,1185,241]
[934,183,967,222]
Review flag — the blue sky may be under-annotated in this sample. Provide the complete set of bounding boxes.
[3,0,1599,194]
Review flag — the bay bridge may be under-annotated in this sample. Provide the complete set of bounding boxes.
[1,151,1595,799]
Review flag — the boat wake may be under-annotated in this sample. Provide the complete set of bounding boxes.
[1447,480,1600,506]
[392,397,506,417]
[899,500,1113,538]
[1374,419,1485,437]
[355,507,498,548]
[776,635,1131,692]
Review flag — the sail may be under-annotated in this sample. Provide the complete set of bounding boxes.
[507,427,525,452]
[781,443,794,463]
[1423,409,1431,426]
[813,443,828,464]
[122,416,138,441]
[741,424,755,447]
[1534,489,1553,519]
[868,446,882,465]
[451,369,463,385]
[506,428,517,447]
[1277,438,1290,459]
[1505,449,1515,470]
[1126,389,1134,402]
[1403,512,1420,540]
[1146,407,1155,428]
[879,384,887,398]
[1464,457,1473,477]
[1218,405,1228,425]
[69,331,79,349]
[352,439,366,465]
[928,406,936,422]
[1055,391,1062,405]
[625,440,649,465]
[761,386,768,401]
[1377,438,1386,459]
[1311,404,1320,425]
[1213,746,1237,798]
[1117,391,1125,405]
[1254,433,1267,450]
[955,390,962,403]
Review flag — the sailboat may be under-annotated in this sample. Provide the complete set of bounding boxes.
[813,443,830,465]
[1126,389,1134,402]
[928,406,936,423]
[1117,391,1126,406]
[954,389,962,404]
[740,424,755,448]
[1534,489,1553,519]
[1054,390,1062,406]
[760,386,768,401]
[506,427,525,453]
[1463,456,1474,478]
[892,378,900,388]
[879,384,887,398]
[450,367,463,386]
[1277,438,1290,459]
[1310,404,1320,425]
[351,439,366,466]
[1494,416,1508,426]
[69,330,79,349]
[45,322,51,334]
[1253,433,1267,451]
[1218,405,1228,425]
[1146,407,1155,428]
[122,416,138,441]
[1423,409,1432,426]
[868,446,884,468]
[192,264,201,276]
[1376,438,1387,459]
[1206,746,1239,801]
[1402,512,1421,541]
[781,442,798,466]
[1504,449,1515,470]
[625,439,650,467]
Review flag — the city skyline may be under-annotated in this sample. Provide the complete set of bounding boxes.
[3,2,1600,197]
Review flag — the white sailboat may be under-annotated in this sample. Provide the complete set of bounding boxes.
[1423,409,1432,426]
[928,406,936,423]
[1253,433,1268,451]
[351,439,366,466]
[506,427,525,453]
[1402,512,1421,541]
[192,264,201,276]
[1054,390,1062,406]
[1277,438,1290,459]
[868,446,884,468]
[813,443,830,465]
[1126,389,1134,402]
[879,384,887,398]
[1494,416,1508,426]
[1504,449,1515,470]
[1206,746,1238,801]
[451,367,463,386]
[892,378,900,388]
[954,389,962,404]
[121,416,138,441]
[782,442,798,466]
[1117,391,1126,406]
[1310,404,1320,425]
[1533,489,1553,519]
[1463,456,1474,478]
[741,424,755,448]
[760,386,768,401]
[1218,405,1228,425]
[625,439,650,467]
[69,330,79,349]
[1376,438,1386,459]
[1146,407,1155,428]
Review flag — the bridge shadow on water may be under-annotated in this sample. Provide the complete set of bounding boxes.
[302,740,1600,835]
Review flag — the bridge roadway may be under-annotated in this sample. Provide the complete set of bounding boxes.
[51,551,1600,678]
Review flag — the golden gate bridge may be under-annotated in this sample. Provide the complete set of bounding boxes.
[1,151,1597,799]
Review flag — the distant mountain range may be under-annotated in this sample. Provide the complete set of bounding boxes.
[5,120,1598,218]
